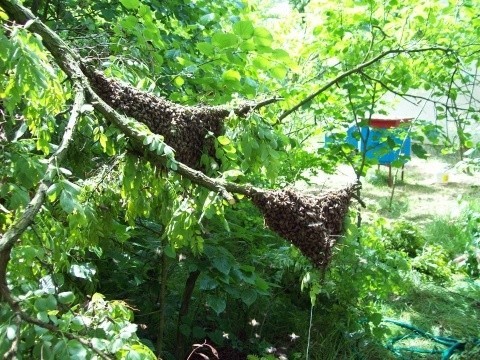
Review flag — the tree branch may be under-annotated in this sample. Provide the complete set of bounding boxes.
[359,71,472,112]
[234,96,283,116]
[278,46,452,122]
[0,0,265,204]
[0,83,84,252]
[0,73,112,359]
[0,282,114,360]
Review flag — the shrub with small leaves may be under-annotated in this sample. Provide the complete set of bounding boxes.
[411,244,453,282]
[383,221,426,257]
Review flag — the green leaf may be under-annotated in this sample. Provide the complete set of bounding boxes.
[198,275,218,290]
[34,295,57,311]
[199,13,216,24]
[212,32,238,49]
[0,9,8,21]
[36,311,49,324]
[206,295,226,315]
[70,316,89,332]
[254,277,269,293]
[233,21,254,39]
[223,69,241,81]
[252,56,271,70]
[212,256,231,275]
[168,160,178,170]
[58,292,76,305]
[45,294,57,310]
[69,263,97,280]
[53,340,68,357]
[179,324,191,337]
[67,340,88,360]
[46,183,61,202]
[120,0,140,10]
[253,27,273,46]
[91,338,108,351]
[412,143,428,159]
[174,76,184,87]
[125,350,143,360]
[142,135,153,145]
[217,135,231,145]
[59,190,76,213]
[164,244,176,258]
[197,42,215,55]
[99,133,108,151]
[192,326,206,339]
[163,145,174,158]
[369,312,383,326]
[270,65,287,80]
[120,15,138,30]
[110,338,124,353]
[62,179,81,195]
[241,288,258,306]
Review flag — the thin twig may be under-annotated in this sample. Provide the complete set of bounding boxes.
[277,46,452,122]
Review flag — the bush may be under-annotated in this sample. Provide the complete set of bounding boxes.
[411,244,453,282]
[383,221,426,257]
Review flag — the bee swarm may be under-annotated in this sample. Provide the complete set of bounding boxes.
[86,70,233,169]
[252,186,356,269]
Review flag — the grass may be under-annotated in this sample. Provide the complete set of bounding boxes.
[385,278,480,337]
[356,190,479,358]
[377,199,480,359]
[424,217,471,256]
[377,197,410,218]
[301,156,480,359]
[382,277,480,359]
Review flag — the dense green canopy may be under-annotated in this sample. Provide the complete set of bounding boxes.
[1,0,479,359]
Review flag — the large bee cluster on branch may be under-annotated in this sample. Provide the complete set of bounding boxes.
[252,186,357,269]
[85,69,239,169]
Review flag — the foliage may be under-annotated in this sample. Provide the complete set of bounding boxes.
[1,0,480,359]
[411,244,453,283]
[424,200,480,278]
[300,219,411,339]
[424,214,473,258]
[382,221,426,257]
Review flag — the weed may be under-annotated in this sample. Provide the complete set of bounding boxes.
[377,197,409,217]
[424,218,471,257]
[367,169,405,187]
[383,221,426,257]
[411,244,453,283]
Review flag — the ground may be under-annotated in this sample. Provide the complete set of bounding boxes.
[301,156,480,223]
